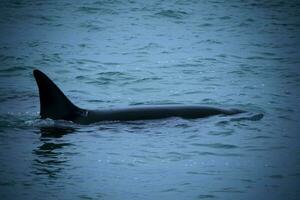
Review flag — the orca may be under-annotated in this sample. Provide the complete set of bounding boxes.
[33,69,245,125]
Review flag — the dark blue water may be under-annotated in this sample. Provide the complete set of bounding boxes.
[1,0,300,199]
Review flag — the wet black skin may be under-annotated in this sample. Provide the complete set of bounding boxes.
[78,106,243,124]
[33,69,244,125]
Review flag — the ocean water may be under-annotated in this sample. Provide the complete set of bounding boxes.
[0,0,300,199]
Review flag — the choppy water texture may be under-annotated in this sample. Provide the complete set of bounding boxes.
[1,0,300,199]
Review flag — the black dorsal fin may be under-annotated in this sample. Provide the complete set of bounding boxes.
[33,69,80,120]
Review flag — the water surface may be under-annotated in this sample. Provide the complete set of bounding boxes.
[0,0,300,199]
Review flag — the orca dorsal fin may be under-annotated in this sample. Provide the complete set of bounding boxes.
[33,69,80,120]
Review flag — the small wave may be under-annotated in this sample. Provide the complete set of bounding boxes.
[191,143,238,149]
[230,113,264,122]
[155,10,188,19]
[75,75,87,80]
[0,90,37,103]
[93,0,123,6]
[85,71,136,85]
[197,194,216,199]
[160,188,178,193]
[212,187,245,193]
[197,23,213,27]
[77,6,115,15]
[79,22,102,32]
[268,174,284,179]
[189,151,242,157]
[197,39,222,45]
[0,111,80,133]
[25,118,56,127]
[0,66,29,73]
[135,43,162,51]
[101,62,121,66]
[219,16,231,20]
[129,101,179,106]
[3,0,27,9]
[27,118,77,128]
[0,112,37,128]
[97,71,126,76]
[26,118,79,137]
[0,55,16,62]
[236,22,250,27]
[130,77,162,84]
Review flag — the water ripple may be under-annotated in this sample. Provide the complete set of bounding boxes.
[191,143,238,149]
[155,10,188,19]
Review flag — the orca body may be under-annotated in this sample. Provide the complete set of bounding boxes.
[33,69,245,125]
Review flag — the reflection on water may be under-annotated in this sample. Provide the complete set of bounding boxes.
[32,127,75,178]
[39,126,76,138]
